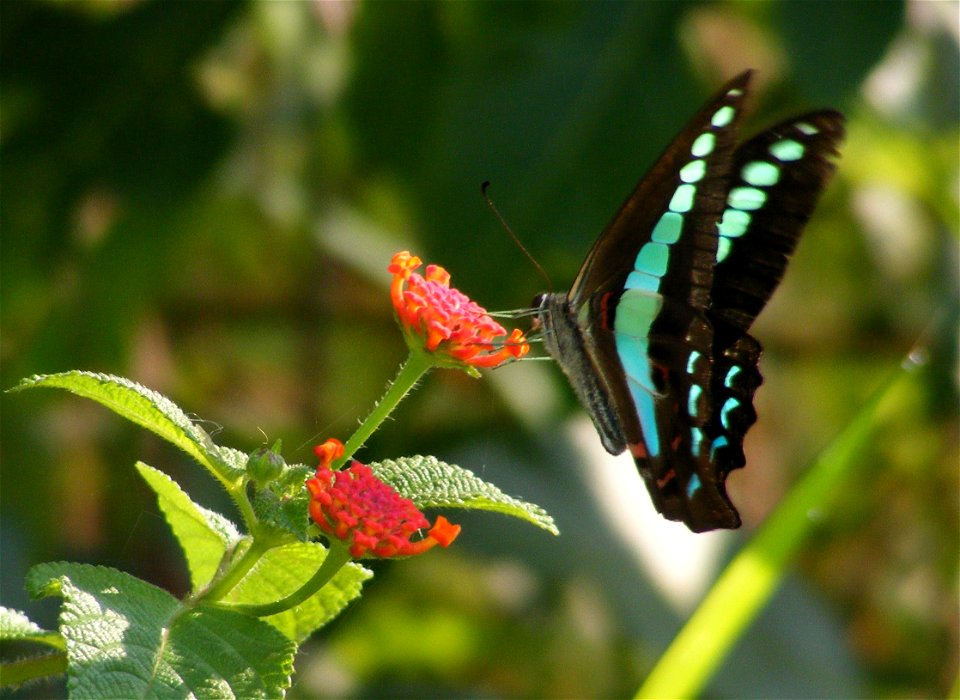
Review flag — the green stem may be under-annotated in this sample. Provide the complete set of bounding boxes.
[198,538,270,605]
[232,482,260,533]
[337,351,433,467]
[220,544,353,617]
[0,652,68,688]
[198,353,430,611]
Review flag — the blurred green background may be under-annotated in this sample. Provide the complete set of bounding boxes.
[2,1,957,698]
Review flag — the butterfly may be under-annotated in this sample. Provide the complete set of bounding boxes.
[533,70,845,532]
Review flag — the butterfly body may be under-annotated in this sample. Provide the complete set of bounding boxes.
[535,71,844,532]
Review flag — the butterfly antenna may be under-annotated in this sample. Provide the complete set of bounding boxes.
[482,181,553,293]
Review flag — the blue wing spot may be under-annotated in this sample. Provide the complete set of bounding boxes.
[687,384,703,418]
[635,242,669,277]
[686,350,701,375]
[720,397,740,430]
[717,208,751,237]
[614,299,660,452]
[679,159,706,184]
[741,161,780,187]
[711,105,735,128]
[623,375,661,457]
[614,290,661,337]
[796,122,819,135]
[769,139,805,162]
[616,333,652,381]
[727,186,767,211]
[690,426,704,455]
[717,236,732,263]
[691,132,715,157]
[686,473,702,498]
[724,365,742,388]
[669,184,697,213]
[651,212,683,244]
[631,380,661,457]
[710,435,729,461]
[625,270,660,293]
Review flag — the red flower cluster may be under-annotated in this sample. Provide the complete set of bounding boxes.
[388,251,529,369]
[305,439,461,558]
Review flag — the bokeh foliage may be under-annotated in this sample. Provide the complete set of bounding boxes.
[2,1,956,698]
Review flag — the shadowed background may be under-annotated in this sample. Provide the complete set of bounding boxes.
[2,1,957,697]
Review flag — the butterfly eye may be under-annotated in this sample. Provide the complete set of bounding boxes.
[530,294,549,332]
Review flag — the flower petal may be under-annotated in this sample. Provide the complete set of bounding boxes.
[306,454,460,559]
[388,252,529,370]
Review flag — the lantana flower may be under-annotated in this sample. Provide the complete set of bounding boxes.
[305,438,461,559]
[389,251,529,373]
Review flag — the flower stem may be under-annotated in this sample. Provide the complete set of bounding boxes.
[196,538,270,605]
[220,544,353,617]
[337,351,433,467]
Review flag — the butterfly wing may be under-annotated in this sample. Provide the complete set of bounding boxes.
[628,107,846,530]
[565,73,756,530]
[711,110,846,332]
[538,72,844,532]
[705,111,846,489]
[564,70,753,451]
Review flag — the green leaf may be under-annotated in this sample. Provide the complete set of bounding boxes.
[0,607,62,649]
[223,543,372,643]
[26,562,295,699]
[371,455,559,535]
[136,462,242,591]
[0,608,67,688]
[10,371,242,487]
[218,445,254,473]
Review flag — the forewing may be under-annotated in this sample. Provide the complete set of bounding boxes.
[710,110,846,331]
[703,110,846,489]
[568,70,754,311]
[586,74,759,530]
[571,70,758,453]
